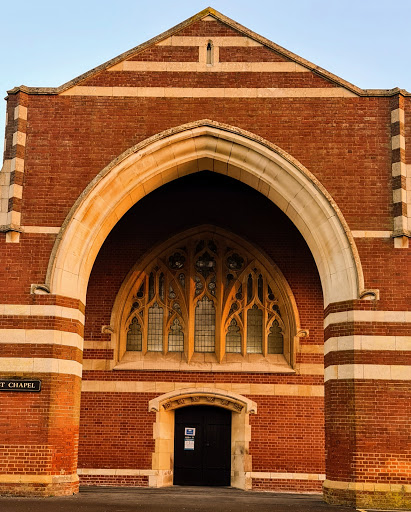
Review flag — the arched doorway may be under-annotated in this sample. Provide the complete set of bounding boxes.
[148,388,257,489]
[42,120,368,504]
[174,405,231,486]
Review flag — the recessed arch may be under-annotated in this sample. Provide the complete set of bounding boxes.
[148,387,256,489]
[46,119,364,307]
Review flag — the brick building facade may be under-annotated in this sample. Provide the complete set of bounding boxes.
[0,7,410,509]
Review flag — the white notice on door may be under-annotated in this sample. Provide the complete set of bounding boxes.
[184,438,194,450]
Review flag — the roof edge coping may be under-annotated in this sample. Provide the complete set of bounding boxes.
[5,7,411,97]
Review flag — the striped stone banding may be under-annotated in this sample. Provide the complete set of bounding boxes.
[81,380,324,396]
[83,359,324,376]
[0,304,85,324]
[157,36,264,47]
[0,329,83,349]
[1,101,28,243]
[22,226,61,234]
[109,61,310,72]
[391,94,410,247]
[324,310,411,328]
[323,479,411,493]
[0,473,79,484]
[324,335,411,354]
[0,357,82,377]
[250,472,325,481]
[351,230,392,238]
[324,364,410,381]
[60,86,356,98]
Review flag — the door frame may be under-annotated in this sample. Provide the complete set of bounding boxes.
[148,388,257,489]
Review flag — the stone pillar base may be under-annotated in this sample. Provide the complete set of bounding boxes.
[323,480,411,510]
[0,474,79,497]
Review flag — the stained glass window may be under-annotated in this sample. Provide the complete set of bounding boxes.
[124,231,290,361]
[168,318,184,352]
[268,320,283,354]
[226,318,241,353]
[147,303,163,351]
[126,317,142,351]
[194,296,215,352]
[246,305,263,353]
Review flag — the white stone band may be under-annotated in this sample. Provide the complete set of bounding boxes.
[61,86,356,98]
[0,304,85,324]
[81,380,324,396]
[0,358,82,378]
[324,364,410,382]
[324,310,411,329]
[251,471,325,481]
[22,226,61,234]
[324,478,411,493]
[109,61,309,73]
[0,330,83,350]
[351,230,392,238]
[0,473,78,484]
[324,335,411,354]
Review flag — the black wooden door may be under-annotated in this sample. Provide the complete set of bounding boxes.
[174,405,231,486]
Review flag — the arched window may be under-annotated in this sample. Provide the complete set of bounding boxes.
[121,228,295,365]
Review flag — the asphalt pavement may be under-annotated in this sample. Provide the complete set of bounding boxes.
[0,485,365,512]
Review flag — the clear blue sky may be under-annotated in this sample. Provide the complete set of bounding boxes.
[1,0,411,134]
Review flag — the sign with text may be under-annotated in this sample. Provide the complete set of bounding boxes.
[184,427,196,436]
[184,438,195,450]
[0,380,42,392]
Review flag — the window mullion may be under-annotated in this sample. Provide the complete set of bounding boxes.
[215,251,224,363]
[142,277,149,355]
[262,278,268,357]
[163,275,168,355]
[187,243,195,363]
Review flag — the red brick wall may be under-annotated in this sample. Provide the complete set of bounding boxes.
[19,95,391,231]
[78,393,155,469]
[249,396,324,473]
[219,46,290,62]
[0,374,81,475]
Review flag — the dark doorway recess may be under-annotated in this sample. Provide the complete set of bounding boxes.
[174,406,231,486]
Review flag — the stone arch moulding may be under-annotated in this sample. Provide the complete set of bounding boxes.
[45,119,365,307]
[148,387,257,414]
[148,387,257,489]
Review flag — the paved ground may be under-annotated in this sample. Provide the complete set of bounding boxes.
[0,486,364,512]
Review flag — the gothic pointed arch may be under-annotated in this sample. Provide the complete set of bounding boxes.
[45,120,364,307]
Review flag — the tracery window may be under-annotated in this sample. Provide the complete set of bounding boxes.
[122,230,291,364]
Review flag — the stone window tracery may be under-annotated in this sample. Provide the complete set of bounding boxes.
[121,229,293,364]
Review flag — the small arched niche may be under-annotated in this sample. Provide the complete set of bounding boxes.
[111,225,303,373]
